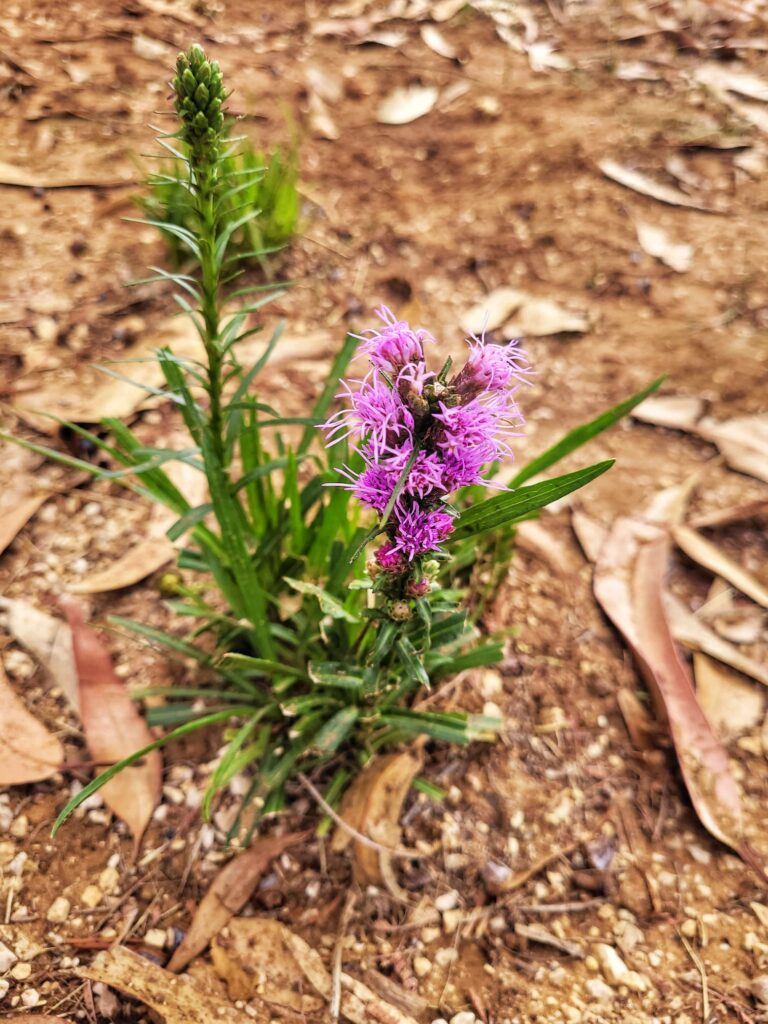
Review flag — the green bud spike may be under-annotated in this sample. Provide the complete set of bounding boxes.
[172,44,228,166]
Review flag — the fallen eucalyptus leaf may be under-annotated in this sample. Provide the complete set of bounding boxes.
[377,85,438,125]
[696,414,768,483]
[598,159,715,211]
[636,222,693,272]
[664,592,768,688]
[0,663,64,785]
[332,749,422,886]
[167,831,307,972]
[0,597,79,711]
[594,516,764,872]
[60,597,162,851]
[571,509,609,563]
[695,62,768,103]
[503,297,590,337]
[420,23,457,60]
[0,159,135,189]
[79,946,250,1024]
[632,394,705,431]
[694,653,764,741]
[461,287,525,334]
[673,525,768,609]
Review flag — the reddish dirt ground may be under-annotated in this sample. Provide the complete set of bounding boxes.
[1,1,768,1021]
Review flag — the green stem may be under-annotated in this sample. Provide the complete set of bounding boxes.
[197,165,226,466]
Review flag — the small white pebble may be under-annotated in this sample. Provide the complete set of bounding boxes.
[46,897,71,924]
[80,885,103,909]
[98,867,120,895]
[434,890,459,912]
[21,988,40,1007]
[144,928,167,949]
[10,816,28,839]
[11,962,31,981]
[450,1013,476,1024]
[413,955,432,978]
[0,978,9,1000]
[0,943,17,973]
[434,947,459,967]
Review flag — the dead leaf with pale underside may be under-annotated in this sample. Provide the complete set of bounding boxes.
[332,749,423,887]
[60,597,162,851]
[71,453,208,594]
[673,524,768,609]
[598,158,718,211]
[594,516,765,874]
[632,394,705,431]
[0,663,64,785]
[79,946,250,1024]
[694,653,764,741]
[0,597,79,711]
[167,831,307,972]
[377,85,438,125]
[211,918,420,1024]
[696,415,768,484]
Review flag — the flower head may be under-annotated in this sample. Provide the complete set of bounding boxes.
[322,308,532,571]
[172,44,227,163]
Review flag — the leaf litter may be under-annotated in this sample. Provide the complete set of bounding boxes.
[60,596,162,851]
[0,662,64,785]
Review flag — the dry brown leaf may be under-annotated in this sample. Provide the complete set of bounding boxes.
[688,499,768,529]
[420,23,457,59]
[332,749,423,886]
[696,415,768,483]
[0,159,135,189]
[71,455,207,594]
[211,918,324,1011]
[0,493,48,556]
[60,597,162,851]
[0,663,64,785]
[13,1018,77,1024]
[0,597,79,711]
[598,158,716,211]
[377,85,438,125]
[594,516,764,871]
[503,297,590,337]
[515,922,584,958]
[636,222,693,272]
[571,508,609,563]
[461,287,525,334]
[673,525,768,609]
[632,394,705,431]
[167,831,307,972]
[616,687,658,750]
[78,946,251,1024]
[694,653,764,741]
[0,443,86,555]
[430,0,467,20]
[307,90,340,140]
[515,519,579,572]
[695,62,768,102]
[663,592,768,687]
[14,316,205,430]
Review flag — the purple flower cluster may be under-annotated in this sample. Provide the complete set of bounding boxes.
[323,305,531,565]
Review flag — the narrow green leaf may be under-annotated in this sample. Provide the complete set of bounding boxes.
[452,461,614,540]
[284,577,360,623]
[510,377,664,487]
[311,707,359,754]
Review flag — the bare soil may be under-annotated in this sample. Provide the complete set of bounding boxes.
[1,1,768,1021]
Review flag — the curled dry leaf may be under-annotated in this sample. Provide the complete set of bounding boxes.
[663,592,768,688]
[211,918,324,1011]
[60,597,162,850]
[598,158,715,212]
[571,508,609,563]
[673,525,768,609]
[332,749,423,886]
[696,415,768,484]
[0,663,64,785]
[307,89,340,140]
[167,831,307,972]
[14,315,205,431]
[420,23,457,60]
[0,159,135,189]
[461,287,525,334]
[503,297,590,337]
[632,394,705,431]
[694,62,768,103]
[71,454,208,594]
[79,946,251,1024]
[694,653,764,741]
[688,499,768,530]
[0,596,79,711]
[377,85,438,125]
[515,519,580,573]
[594,516,764,872]
[616,687,658,750]
[636,222,693,272]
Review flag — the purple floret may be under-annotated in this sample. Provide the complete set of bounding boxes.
[357,305,433,375]
[391,505,455,561]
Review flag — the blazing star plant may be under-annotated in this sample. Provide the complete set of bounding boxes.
[3,44,662,843]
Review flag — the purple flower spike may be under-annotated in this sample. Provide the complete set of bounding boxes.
[321,307,532,567]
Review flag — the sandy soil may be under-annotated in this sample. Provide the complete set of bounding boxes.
[1,0,768,1021]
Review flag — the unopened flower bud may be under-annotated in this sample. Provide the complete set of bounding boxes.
[366,557,382,579]
[388,600,412,622]
[194,82,209,108]
[423,559,440,578]
[406,577,430,598]
[172,44,227,163]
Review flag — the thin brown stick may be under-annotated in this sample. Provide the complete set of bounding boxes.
[331,889,357,1021]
